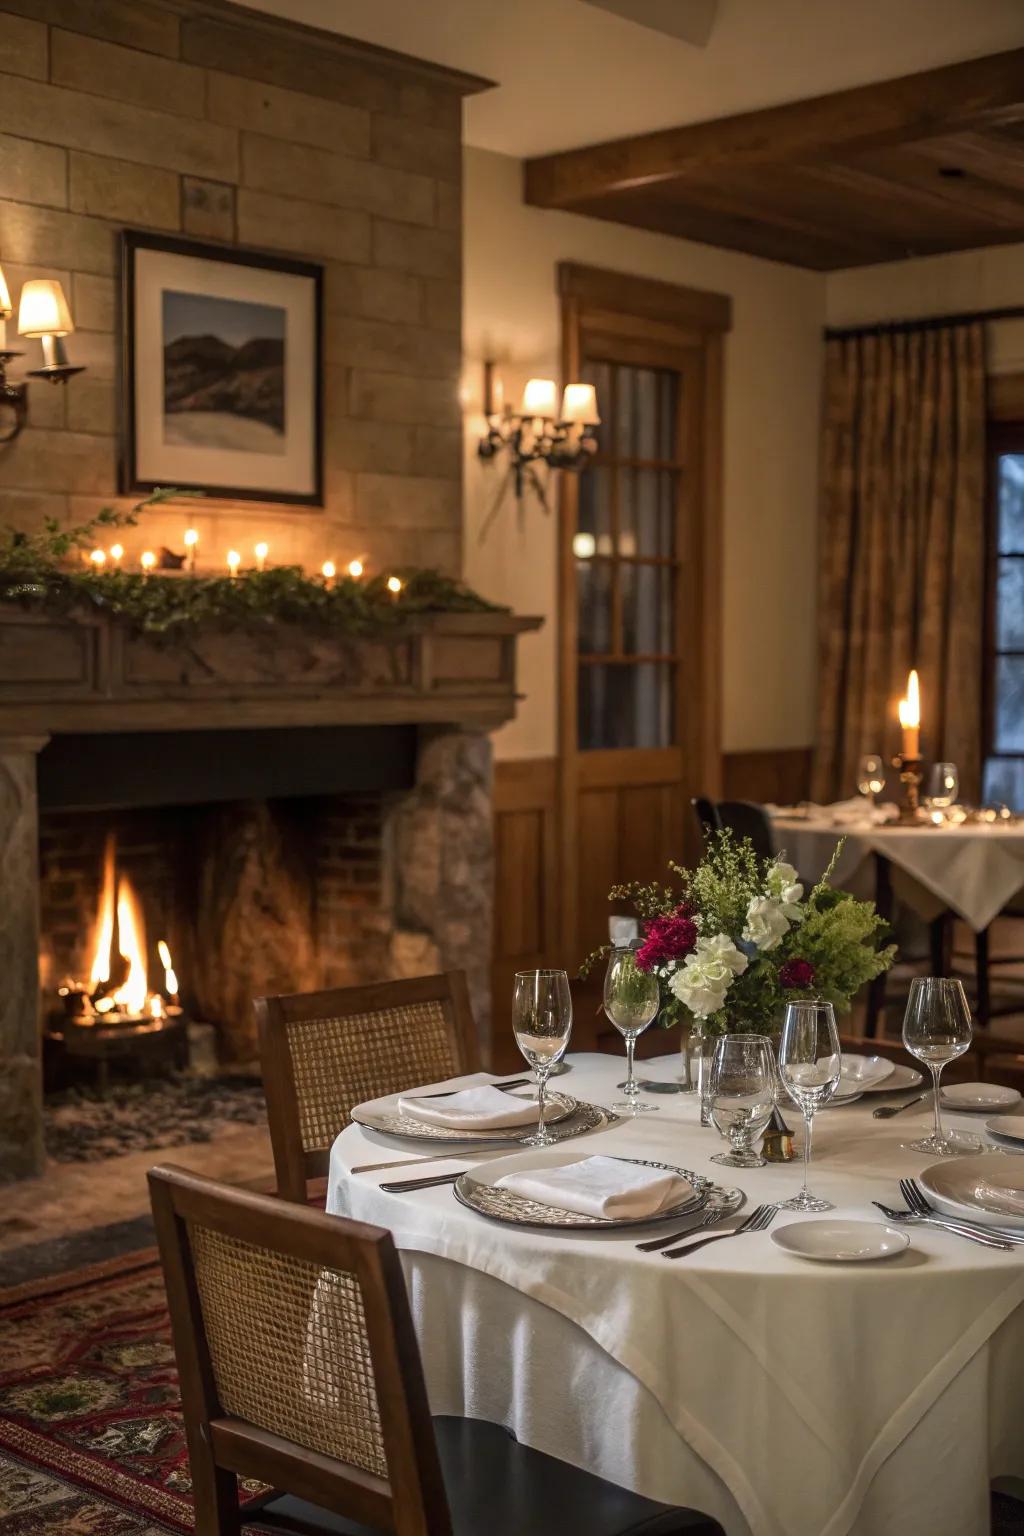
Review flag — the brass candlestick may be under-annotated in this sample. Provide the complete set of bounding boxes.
[893,753,926,825]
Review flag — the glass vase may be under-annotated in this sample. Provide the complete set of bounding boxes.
[689,1028,715,1125]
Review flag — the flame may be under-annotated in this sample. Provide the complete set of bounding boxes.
[88,834,149,1016]
[150,993,164,1019]
[898,668,920,729]
[157,939,178,997]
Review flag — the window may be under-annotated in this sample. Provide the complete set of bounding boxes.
[574,356,691,751]
[986,423,1024,806]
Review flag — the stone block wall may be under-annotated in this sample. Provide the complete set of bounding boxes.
[0,0,476,576]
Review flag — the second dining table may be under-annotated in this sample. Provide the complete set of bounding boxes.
[327,1052,1024,1536]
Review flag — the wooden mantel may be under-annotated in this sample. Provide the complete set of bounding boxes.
[0,606,542,735]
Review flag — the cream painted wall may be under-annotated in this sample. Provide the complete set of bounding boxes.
[827,241,1024,373]
[462,146,826,762]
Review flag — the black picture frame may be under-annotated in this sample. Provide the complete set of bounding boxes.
[119,230,323,506]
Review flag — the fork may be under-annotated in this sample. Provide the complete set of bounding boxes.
[873,1200,1012,1250]
[902,1177,1024,1245]
[636,1203,729,1252]
[661,1204,777,1259]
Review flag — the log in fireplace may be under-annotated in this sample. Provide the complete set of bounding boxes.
[0,605,540,1179]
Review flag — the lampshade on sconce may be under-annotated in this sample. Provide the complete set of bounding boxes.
[17,279,83,382]
[477,362,602,528]
[520,377,559,419]
[560,382,601,425]
[0,266,12,328]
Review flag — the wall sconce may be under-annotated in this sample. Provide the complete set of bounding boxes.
[477,361,600,530]
[0,268,85,443]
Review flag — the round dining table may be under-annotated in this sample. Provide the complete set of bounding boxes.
[327,1053,1024,1536]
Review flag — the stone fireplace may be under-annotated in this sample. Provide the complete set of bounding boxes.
[0,604,539,1179]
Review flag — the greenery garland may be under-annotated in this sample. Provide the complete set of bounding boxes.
[0,491,499,642]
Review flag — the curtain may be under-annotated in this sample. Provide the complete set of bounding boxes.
[812,321,986,804]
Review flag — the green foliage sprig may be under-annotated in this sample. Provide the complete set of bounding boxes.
[0,493,499,642]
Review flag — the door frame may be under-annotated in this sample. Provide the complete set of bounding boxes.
[556,262,729,958]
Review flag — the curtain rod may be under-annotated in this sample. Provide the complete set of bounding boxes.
[824,305,1024,341]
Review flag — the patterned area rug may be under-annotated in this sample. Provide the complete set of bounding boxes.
[0,1254,263,1533]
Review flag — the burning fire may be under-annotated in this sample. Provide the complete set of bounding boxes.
[63,834,181,1024]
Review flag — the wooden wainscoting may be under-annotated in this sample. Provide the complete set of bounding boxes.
[722,747,813,806]
[491,758,560,1069]
[490,747,813,1058]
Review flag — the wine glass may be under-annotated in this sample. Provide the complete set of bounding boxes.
[603,947,660,1113]
[777,1001,841,1211]
[928,763,959,811]
[709,1034,775,1168]
[857,754,886,809]
[901,977,979,1156]
[512,969,573,1147]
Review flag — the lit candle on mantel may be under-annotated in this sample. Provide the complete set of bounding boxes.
[898,668,921,759]
[387,575,403,596]
[254,540,268,573]
[109,543,124,569]
[184,528,198,573]
[321,559,336,587]
[140,550,156,576]
[347,558,363,579]
[89,548,106,569]
[227,550,240,579]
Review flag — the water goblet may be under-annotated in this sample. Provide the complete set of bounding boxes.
[709,1033,775,1168]
[901,977,979,1156]
[777,1000,841,1211]
[927,763,959,812]
[857,754,886,809]
[512,969,573,1147]
[604,947,660,1113]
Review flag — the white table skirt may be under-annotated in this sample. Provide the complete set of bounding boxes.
[327,1054,1024,1536]
[771,815,1024,933]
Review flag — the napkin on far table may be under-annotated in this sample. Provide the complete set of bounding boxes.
[397,1085,540,1130]
[495,1154,693,1220]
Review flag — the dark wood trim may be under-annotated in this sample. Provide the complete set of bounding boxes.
[557,262,732,334]
[119,229,324,507]
[827,306,1024,341]
[526,48,1024,208]
[179,0,494,96]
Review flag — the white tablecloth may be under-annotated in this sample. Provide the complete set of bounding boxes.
[772,815,1024,933]
[327,1054,1024,1536]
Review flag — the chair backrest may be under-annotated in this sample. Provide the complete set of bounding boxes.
[715,799,775,863]
[148,1164,451,1536]
[256,972,480,1202]
[691,796,720,850]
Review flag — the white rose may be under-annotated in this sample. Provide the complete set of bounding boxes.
[697,931,749,976]
[667,933,747,1019]
[766,862,804,917]
[669,962,728,1019]
[743,895,790,951]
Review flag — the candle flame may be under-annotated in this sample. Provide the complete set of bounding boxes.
[898,668,920,729]
[157,938,178,996]
[109,543,124,563]
[347,559,363,578]
[184,529,199,547]
[387,575,402,594]
[89,548,106,567]
[141,550,156,571]
[321,560,336,580]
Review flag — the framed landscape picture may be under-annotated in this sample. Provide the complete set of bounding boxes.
[120,231,323,505]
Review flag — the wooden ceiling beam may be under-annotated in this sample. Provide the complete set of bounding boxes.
[524,47,1024,209]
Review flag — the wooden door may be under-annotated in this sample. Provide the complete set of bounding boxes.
[558,265,727,969]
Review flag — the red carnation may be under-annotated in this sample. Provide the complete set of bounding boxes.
[635,907,698,971]
[779,957,816,989]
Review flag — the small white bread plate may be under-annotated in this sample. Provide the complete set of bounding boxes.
[841,1054,895,1090]
[940,1083,1022,1113]
[986,1114,1024,1148]
[857,1062,923,1094]
[920,1152,1024,1230]
[772,1220,910,1263]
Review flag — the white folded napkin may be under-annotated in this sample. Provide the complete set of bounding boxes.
[841,1053,895,1090]
[494,1155,693,1220]
[397,1084,539,1130]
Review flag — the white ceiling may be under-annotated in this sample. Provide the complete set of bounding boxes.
[242,0,1024,159]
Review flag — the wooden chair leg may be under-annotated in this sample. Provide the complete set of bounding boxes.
[929,913,952,976]
[190,1450,241,1536]
[976,927,991,1028]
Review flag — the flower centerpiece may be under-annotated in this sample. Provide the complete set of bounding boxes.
[586,830,894,1039]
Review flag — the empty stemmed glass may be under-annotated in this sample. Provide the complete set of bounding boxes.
[927,763,959,812]
[709,1033,775,1167]
[901,977,979,1156]
[777,1000,841,1211]
[604,947,660,1113]
[512,969,573,1147]
[857,754,886,810]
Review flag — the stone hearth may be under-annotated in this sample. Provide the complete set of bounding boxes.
[0,606,539,1179]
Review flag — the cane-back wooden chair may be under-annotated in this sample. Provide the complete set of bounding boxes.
[256,973,480,1202]
[149,1165,722,1536]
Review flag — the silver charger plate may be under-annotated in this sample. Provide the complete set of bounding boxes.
[454,1153,712,1231]
[350,1090,583,1145]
